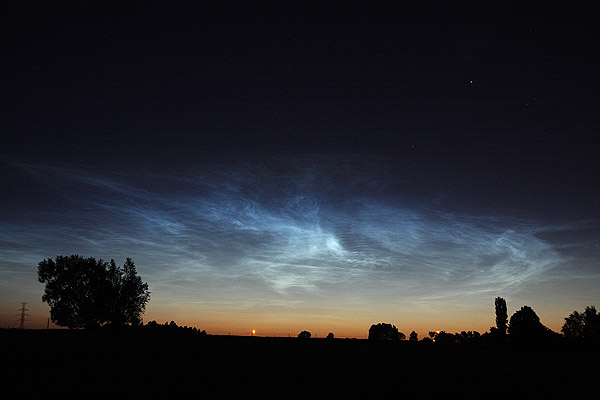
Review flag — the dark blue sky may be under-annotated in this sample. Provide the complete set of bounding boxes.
[1,1,598,335]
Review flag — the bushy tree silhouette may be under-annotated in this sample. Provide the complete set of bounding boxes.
[456,331,481,344]
[409,331,418,341]
[298,330,311,339]
[432,331,455,344]
[562,311,584,340]
[105,258,150,326]
[508,306,549,341]
[38,255,150,329]
[368,323,402,340]
[562,306,600,341]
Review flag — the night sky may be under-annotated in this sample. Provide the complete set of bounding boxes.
[1,1,599,337]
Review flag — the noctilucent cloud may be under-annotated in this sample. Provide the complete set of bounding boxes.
[1,156,597,337]
[1,2,598,337]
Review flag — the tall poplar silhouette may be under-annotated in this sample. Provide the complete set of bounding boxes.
[495,297,508,335]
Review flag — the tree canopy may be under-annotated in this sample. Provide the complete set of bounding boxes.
[508,306,549,341]
[298,330,311,339]
[562,306,600,341]
[38,255,150,329]
[368,323,402,340]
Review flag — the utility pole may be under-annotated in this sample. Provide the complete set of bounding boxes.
[18,302,29,329]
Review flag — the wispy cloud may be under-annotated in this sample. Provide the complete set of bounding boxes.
[1,159,596,331]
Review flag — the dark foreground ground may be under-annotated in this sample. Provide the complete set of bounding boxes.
[2,329,599,399]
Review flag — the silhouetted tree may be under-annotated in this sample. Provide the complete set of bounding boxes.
[105,258,150,326]
[508,306,549,341]
[582,306,600,340]
[495,297,508,336]
[562,311,584,340]
[298,330,311,339]
[38,255,150,329]
[455,330,481,344]
[409,331,418,341]
[433,331,455,344]
[368,323,401,340]
[562,306,600,341]
[326,332,335,340]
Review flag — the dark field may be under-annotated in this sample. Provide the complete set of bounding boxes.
[2,329,599,399]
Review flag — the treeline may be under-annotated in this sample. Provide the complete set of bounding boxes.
[367,324,486,344]
[142,320,207,336]
[35,256,599,345]
[367,298,600,345]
